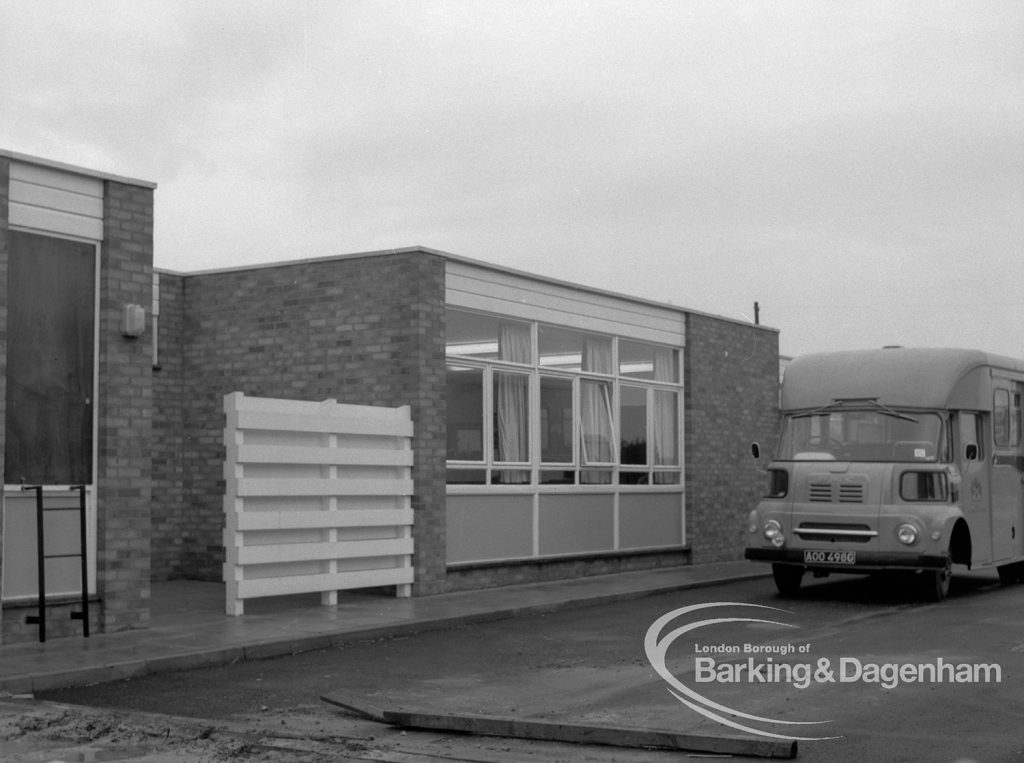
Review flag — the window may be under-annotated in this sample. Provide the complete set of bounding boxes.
[540,376,573,463]
[445,308,682,485]
[619,340,679,382]
[447,311,532,364]
[900,471,949,502]
[776,410,946,462]
[959,411,983,460]
[620,386,648,466]
[1014,393,1022,446]
[539,326,612,372]
[446,365,483,461]
[493,370,530,465]
[993,389,1020,448]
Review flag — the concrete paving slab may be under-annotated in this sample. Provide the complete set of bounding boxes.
[0,560,766,694]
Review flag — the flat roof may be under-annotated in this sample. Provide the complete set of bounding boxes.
[156,246,779,335]
[1,148,157,189]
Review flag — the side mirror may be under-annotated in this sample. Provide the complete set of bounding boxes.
[965,443,978,462]
[751,442,761,460]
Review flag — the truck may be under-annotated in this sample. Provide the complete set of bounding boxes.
[746,347,1024,601]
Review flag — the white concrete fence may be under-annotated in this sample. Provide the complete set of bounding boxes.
[222,392,414,615]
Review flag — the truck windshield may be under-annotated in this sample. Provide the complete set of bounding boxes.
[776,410,947,462]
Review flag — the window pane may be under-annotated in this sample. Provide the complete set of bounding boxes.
[446,309,531,363]
[994,389,1010,447]
[493,371,530,463]
[580,379,614,463]
[653,390,679,466]
[652,472,681,485]
[539,326,613,373]
[620,386,647,465]
[446,365,484,460]
[446,468,486,484]
[541,376,573,463]
[1013,393,1021,446]
[960,412,982,459]
[619,341,678,382]
[900,471,948,501]
[491,469,531,485]
[581,469,612,484]
[540,469,576,484]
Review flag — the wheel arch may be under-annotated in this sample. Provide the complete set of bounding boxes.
[949,517,972,566]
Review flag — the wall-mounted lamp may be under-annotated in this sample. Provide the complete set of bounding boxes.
[122,304,146,338]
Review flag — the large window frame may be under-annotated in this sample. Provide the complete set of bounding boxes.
[445,309,683,487]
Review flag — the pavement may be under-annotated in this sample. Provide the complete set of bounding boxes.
[0,560,767,696]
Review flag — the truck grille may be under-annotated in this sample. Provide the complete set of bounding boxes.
[795,522,876,543]
[807,476,867,503]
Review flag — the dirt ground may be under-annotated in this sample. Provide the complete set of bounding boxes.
[0,696,362,762]
[0,695,705,762]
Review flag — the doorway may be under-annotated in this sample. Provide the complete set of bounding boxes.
[2,230,97,600]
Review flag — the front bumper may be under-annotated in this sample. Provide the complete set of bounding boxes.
[745,548,948,571]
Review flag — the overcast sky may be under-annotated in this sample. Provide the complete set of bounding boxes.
[2,1,1022,359]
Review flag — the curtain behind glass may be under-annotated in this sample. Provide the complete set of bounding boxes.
[652,349,678,467]
[495,322,531,482]
[580,337,614,469]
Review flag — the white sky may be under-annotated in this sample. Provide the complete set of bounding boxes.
[2,1,1022,359]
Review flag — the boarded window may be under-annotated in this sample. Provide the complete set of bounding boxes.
[5,231,95,484]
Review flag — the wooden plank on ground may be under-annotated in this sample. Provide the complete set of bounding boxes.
[320,691,798,759]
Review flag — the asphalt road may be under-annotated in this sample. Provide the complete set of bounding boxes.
[34,568,1024,762]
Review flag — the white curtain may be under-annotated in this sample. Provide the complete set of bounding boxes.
[495,322,531,480]
[652,349,678,470]
[580,338,614,466]
[582,337,613,374]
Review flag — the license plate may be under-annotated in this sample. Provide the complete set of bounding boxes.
[804,550,856,564]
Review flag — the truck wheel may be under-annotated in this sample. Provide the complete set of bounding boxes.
[921,558,951,602]
[772,564,804,597]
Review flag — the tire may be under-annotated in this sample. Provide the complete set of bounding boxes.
[772,563,804,597]
[920,558,951,602]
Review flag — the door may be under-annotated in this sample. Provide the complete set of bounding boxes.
[3,230,96,599]
[5,231,95,484]
[958,411,992,564]
[989,381,1024,562]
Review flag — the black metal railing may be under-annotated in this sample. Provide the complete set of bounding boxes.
[21,484,90,643]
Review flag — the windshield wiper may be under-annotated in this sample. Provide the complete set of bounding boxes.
[797,397,919,423]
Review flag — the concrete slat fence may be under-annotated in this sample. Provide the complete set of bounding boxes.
[223,392,414,616]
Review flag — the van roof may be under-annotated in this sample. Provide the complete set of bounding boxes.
[781,347,1024,412]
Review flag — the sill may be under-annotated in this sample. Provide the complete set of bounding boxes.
[447,544,691,571]
[447,483,684,494]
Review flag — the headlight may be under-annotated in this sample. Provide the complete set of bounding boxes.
[896,523,919,546]
[763,520,785,548]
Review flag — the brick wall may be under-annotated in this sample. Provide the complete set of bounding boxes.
[96,180,154,632]
[153,251,448,592]
[151,272,186,579]
[152,254,779,593]
[445,549,690,592]
[684,313,780,562]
